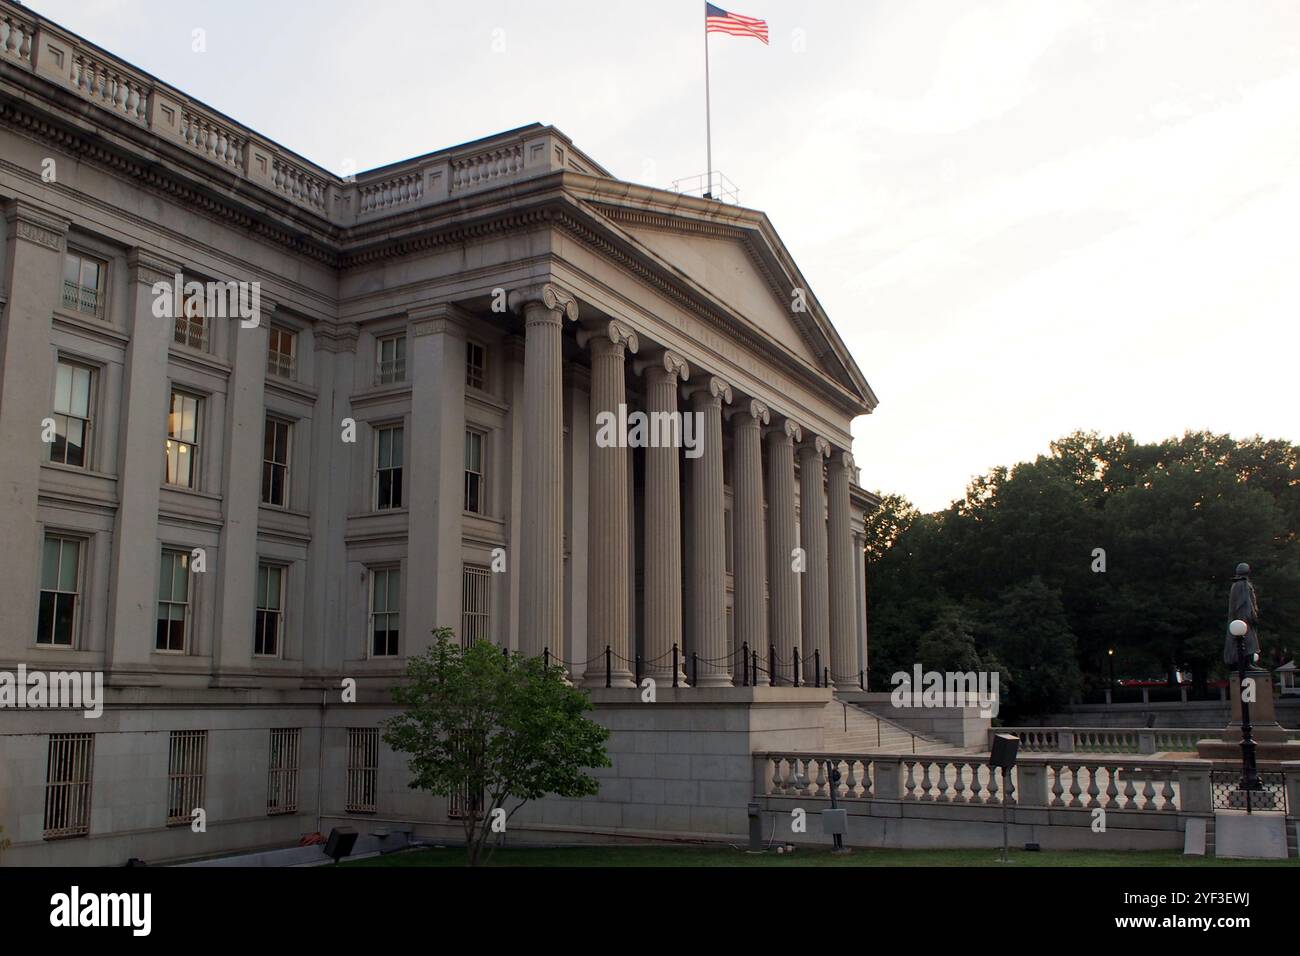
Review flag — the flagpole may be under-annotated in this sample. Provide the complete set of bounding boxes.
[704,19,713,199]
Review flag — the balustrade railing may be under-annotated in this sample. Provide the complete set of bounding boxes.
[756,751,1216,814]
[0,9,33,63]
[451,144,524,193]
[994,727,1204,754]
[71,52,149,124]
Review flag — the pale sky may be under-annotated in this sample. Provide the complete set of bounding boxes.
[27,0,1300,511]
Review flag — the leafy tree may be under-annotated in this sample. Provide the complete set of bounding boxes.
[383,629,610,865]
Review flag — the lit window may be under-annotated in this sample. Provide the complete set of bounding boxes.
[267,326,296,378]
[375,333,406,385]
[466,341,486,390]
[370,567,400,657]
[255,564,284,657]
[375,424,403,510]
[50,360,94,468]
[464,429,485,514]
[261,417,291,507]
[37,534,81,646]
[62,252,105,318]
[164,391,202,488]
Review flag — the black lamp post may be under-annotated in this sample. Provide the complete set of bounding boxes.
[1229,619,1263,794]
[1107,648,1115,690]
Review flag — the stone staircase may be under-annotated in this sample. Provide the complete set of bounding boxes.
[822,698,971,754]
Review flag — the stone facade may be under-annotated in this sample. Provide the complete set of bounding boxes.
[0,1,877,864]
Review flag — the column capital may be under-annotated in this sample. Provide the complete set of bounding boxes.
[409,301,474,337]
[800,435,832,459]
[767,417,802,444]
[634,348,690,382]
[126,249,185,287]
[686,375,733,406]
[577,318,639,354]
[727,397,770,425]
[507,282,580,322]
[4,199,69,251]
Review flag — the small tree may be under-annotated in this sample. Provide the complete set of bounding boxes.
[383,628,610,865]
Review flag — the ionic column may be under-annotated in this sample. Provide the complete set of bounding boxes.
[765,419,801,684]
[799,436,831,684]
[686,375,733,686]
[508,283,578,661]
[636,350,689,682]
[827,449,859,690]
[581,321,639,687]
[729,398,770,675]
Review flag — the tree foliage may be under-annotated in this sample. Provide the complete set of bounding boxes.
[866,431,1299,719]
[383,629,611,865]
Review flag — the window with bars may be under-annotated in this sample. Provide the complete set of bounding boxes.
[156,549,191,653]
[464,429,485,514]
[50,359,94,468]
[261,417,291,507]
[167,730,207,826]
[255,563,284,657]
[173,281,209,350]
[164,390,202,489]
[374,424,403,510]
[44,733,94,839]
[370,567,400,658]
[447,730,484,820]
[375,333,406,385]
[267,326,296,379]
[461,564,491,647]
[346,727,378,813]
[37,534,82,647]
[62,251,105,318]
[465,340,486,390]
[267,728,301,815]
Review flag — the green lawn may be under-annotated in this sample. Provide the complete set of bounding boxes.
[345,844,1298,868]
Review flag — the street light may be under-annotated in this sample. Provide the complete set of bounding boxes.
[1107,648,1115,689]
[1229,619,1263,795]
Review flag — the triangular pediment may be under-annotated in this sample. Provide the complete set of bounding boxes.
[579,197,876,413]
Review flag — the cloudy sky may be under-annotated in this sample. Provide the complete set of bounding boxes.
[28,0,1300,511]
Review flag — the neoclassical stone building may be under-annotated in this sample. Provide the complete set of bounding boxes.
[0,2,876,864]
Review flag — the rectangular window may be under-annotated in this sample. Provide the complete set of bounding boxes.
[370,567,400,658]
[255,563,284,657]
[166,730,207,827]
[461,564,491,648]
[261,417,291,507]
[464,429,484,514]
[50,359,94,468]
[346,727,378,813]
[375,333,406,385]
[173,281,208,350]
[37,534,81,647]
[267,326,296,379]
[165,390,202,488]
[44,733,94,839]
[374,424,403,510]
[466,340,486,390]
[62,252,105,318]
[267,728,301,815]
[156,549,191,653]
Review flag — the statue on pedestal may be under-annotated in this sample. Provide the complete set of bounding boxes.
[1222,562,1260,666]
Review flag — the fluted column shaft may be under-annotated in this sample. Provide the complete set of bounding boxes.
[732,401,770,673]
[511,285,576,661]
[799,438,831,683]
[765,422,802,684]
[827,450,859,689]
[642,354,688,681]
[583,325,637,687]
[689,378,732,686]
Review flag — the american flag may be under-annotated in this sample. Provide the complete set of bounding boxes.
[705,3,769,45]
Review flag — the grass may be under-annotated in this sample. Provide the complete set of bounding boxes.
[345,844,1299,868]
